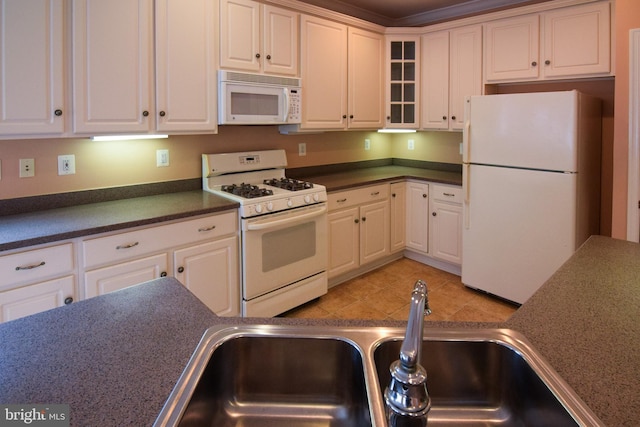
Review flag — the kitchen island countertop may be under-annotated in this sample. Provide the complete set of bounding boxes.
[0,235,638,426]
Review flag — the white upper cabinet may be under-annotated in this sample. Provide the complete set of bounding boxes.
[484,1,611,82]
[348,27,384,129]
[220,0,298,76]
[0,0,65,136]
[542,2,610,78]
[73,0,217,135]
[385,37,420,128]
[421,25,482,131]
[72,0,153,134]
[155,0,217,132]
[299,14,348,129]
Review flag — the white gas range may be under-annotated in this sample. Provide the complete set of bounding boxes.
[202,150,328,317]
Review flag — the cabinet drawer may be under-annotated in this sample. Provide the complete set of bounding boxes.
[83,212,238,269]
[431,184,462,204]
[0,243,74,291]
[328,184,389,210]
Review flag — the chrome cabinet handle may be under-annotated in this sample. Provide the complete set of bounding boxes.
[198,225,216,232]
[15,261,45,271]
[443,192,455,197]
[337,198,347,203]
[116,242,139,250]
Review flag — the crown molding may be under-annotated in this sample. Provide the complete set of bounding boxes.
[384,0,604,34]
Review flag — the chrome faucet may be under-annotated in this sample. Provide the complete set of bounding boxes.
[384,279,432,426]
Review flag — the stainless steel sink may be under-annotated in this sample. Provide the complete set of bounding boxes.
[154,326,603,427]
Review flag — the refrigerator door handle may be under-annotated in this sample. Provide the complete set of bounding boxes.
[463,97,471,163]
[463,163,470,229]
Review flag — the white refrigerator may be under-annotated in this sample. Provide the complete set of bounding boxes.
[462,91,602,304]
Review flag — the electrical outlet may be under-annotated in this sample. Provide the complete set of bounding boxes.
[19,158,35,178]
[156,149,169,167]
[298,143,306,156]
[364,139,371,150]
[58,155,76,175]
[408,139,415,150]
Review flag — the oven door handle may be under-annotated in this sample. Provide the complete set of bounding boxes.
[246,204,327,231]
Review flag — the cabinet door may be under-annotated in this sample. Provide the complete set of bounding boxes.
[390,183,406,253]
[83,253,168,298]
[421,31,450,130]
[219,0,260,72]
[386,37,419,128]
[72,0,153,134]
[155,0,217,133]
[348,27,384,129]
[174,236,239,317]
[430,200,463,265]
[0,0,64,135]
[300,15,347,129]
[406,182,429,253]
[360,200,390,265]
[484,14,539,82]
[327,207,359,278]
[263,5,298,76]
[0,276,75,323]
[449,25,482,130]
[542,2,610,78]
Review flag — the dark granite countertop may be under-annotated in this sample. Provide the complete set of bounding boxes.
[299,165,463,192]
[0,228,636,424]
[506,235,640,427]
[0,191,238,252]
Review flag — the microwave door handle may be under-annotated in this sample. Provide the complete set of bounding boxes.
[283,88,290,122]
[246,205,327,231]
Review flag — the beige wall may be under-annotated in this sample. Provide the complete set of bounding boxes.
[0,126,466,200]
[611,0,640,239]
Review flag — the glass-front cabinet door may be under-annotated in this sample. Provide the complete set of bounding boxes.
[385,36,420,128]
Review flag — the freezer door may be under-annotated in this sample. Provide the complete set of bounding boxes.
[462,164,577,304]
[466,91,579,172]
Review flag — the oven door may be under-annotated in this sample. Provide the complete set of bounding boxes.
[242,203,327,300]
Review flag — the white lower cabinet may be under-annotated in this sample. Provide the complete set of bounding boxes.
[327,184,390,278]
[173,236,239,317]
[0,242,76,323]
[81,211,240,316]
[390,182,406,253]
[0,276,75,323]
[405,181,429,253]
[429,184,463,265]
[84,253,169,298]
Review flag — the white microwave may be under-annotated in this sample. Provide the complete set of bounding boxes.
[218,70,301,125]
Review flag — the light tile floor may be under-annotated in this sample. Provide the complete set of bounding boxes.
[281,258,518,322]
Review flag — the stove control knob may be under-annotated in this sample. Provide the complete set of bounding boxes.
[304,195,311,204]
[255,204,263,214]
[287,199,293,207]
[313,193,320,202]
[267,202,274,211]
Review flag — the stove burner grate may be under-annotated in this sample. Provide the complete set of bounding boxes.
[221,183,274,199]
[264,178,314,191]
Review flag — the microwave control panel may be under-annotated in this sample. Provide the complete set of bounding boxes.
[288,89,301,123]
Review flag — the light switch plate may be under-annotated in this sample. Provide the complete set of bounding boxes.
[298,143,306,156]
[156,149,169,167]
[58,155,76,175]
